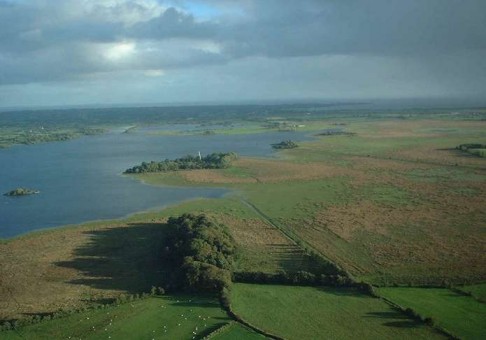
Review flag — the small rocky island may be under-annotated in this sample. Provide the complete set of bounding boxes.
[271,140,298,149]
[4,188,40,196]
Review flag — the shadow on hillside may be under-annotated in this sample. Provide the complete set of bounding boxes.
[364,311,424,328]
[55,222,169,294]
[269,244,308,271]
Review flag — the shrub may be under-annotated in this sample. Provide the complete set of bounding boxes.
[424,317,435,326]
[220,287,231,309]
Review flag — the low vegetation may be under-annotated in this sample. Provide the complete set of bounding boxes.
[271,140,298,149]
[3,188,39,196]
[0,127,104,148]
[316,130,355,136]
[456,143,486,157]
[124,152,237,174]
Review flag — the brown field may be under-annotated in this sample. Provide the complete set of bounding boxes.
[182,158,358,184]
[0,220,168,320]
[215,214,313,273]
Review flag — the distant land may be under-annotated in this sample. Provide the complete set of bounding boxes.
[1,96,486,113]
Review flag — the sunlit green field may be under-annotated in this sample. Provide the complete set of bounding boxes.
[231,284,443,340]
[378,287,486,339]
[3,295,229,340]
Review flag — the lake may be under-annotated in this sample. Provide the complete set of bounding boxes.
[0,127,313,238]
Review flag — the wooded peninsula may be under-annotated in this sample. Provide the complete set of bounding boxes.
[124,152,237,174]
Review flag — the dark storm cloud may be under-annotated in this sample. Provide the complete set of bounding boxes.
[0,0,485,104]
[220,0,486,58]
[132,7,216,40]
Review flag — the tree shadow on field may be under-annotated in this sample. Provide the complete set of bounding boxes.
[55,222,169,294]
[364,311,424,328]
[316,287,363,297]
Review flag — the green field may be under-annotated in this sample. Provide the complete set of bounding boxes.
[378,287,486,339]
[3,295,229,339]
[231,284,443,340]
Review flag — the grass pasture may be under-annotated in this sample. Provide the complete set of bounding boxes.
[378,287,486,339]
[231,283,443,340]
[3,295,229,339]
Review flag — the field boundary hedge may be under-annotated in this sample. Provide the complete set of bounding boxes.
[202,322,234,339]
[377,294,460,340]
[233,271,354,287]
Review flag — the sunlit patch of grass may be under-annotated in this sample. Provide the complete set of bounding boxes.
[231,284,442,340]
[3,295,229,339]
[378,287,486,339]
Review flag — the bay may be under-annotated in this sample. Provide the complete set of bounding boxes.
[0,127,312,238]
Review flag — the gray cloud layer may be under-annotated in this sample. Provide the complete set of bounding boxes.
[0,0,485,105]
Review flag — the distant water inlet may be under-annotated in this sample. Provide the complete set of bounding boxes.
[0,127,313,238]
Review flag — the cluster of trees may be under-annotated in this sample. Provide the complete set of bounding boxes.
[456,143,486,157]
[164,213,237,292]
[271,140,298,149]
[456,143,486,150]
[124,152,237,174]
[317,130,355,136]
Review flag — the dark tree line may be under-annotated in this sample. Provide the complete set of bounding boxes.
[456,143,486,158]
[233,271,353,286]
[456,143,486,150]
[124,152,237,174]
[163,213,236,292]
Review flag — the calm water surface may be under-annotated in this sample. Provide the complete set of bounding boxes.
[0,127,313,238]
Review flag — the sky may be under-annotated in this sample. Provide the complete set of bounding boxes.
[0,0,485,108]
